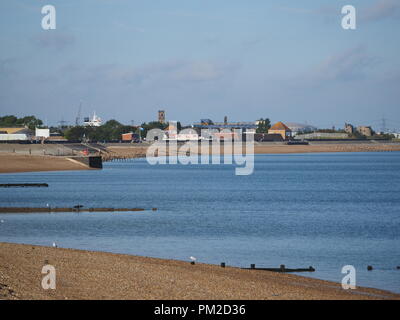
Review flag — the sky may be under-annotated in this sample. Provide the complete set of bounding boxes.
[0,0,399,130]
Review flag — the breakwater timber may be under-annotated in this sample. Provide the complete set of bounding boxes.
[242,264,316,273]
[0,183,48,188]
[0,207,157,213]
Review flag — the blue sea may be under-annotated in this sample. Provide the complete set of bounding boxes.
[0,152,399,293]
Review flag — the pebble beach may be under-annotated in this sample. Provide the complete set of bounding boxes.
[0,242,399,300]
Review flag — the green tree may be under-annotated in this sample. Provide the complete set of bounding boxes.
[19,116,44,130]
[139,121,168,139]
[0,115,43,130]
[256,118,271,133]
[64,126,87,141]
[0,115,18,126]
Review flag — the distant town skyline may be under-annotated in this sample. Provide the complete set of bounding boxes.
[0,0,399,130]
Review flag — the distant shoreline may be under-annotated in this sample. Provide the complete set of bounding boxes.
[1,142,400,174]
[1,242,399,300]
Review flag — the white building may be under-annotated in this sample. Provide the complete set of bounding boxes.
[0,128,33,141]
[164,124,199,141]
[285,123,317,137]
[0,133,30,141]
[35,128,50,138]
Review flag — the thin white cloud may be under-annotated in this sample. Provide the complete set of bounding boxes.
[288,45,378,89]
[33,32,76,51]
[281,1,400,23]
[54,59,239,92]
[360,0,400,22]
[109,60,238,86]
[314,45,376,81]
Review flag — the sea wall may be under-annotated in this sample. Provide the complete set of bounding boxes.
[72,156,103,169]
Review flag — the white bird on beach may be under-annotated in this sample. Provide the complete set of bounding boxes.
[53,242,57,248]
[190,256,196,262]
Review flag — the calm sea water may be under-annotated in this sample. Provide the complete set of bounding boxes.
[0,152,399,293]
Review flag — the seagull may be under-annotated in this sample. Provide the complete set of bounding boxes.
[190,256,197,261]
[52,242,57,248]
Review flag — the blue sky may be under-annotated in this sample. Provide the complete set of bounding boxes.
[0,0,399,130]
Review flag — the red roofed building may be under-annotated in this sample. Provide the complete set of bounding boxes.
[268,122,292,140]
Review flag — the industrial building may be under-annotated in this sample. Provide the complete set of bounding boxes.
[0,127,34,141]
[35,128,50,139]
[285,123,317,137]
[344,123,374,137]
[121,132,140,142]
[357,126,373,137]
[344,123,355,134]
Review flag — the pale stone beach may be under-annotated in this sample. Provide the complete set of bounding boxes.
[1,243,399,300]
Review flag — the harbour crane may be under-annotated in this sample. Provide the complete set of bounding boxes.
[75,101,82,126]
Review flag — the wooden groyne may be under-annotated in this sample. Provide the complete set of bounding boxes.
[101,145,149,162]
[242,264,315,273]
[102,153,147,162]
[0,207,157,213]
[0,183,49,188]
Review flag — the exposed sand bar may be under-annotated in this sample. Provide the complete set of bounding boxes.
[253,143,400,154]
[2,143,400,174]
[0,153,92,174]
[106,142,400,160]
[0,242,399,300]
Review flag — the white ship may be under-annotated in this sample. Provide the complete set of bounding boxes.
[83,112,102,127]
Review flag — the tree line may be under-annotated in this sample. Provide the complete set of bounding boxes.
[64,120,177,142]
[0,115,43,130]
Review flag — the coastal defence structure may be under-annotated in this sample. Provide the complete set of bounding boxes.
[72,155,103,169]
[296,132,349,140]
[0,143,103,170]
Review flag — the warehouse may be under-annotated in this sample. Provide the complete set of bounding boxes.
[0,127,33,141]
